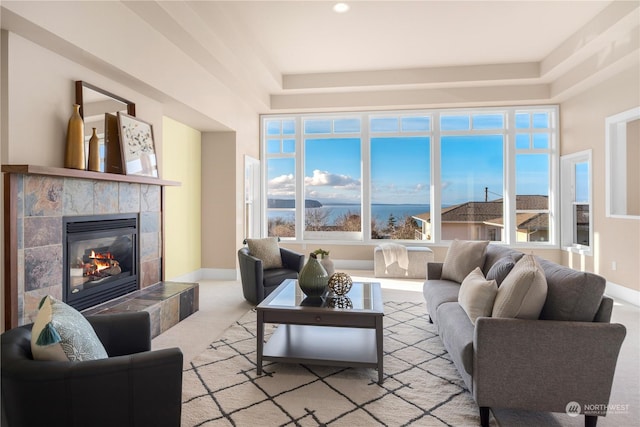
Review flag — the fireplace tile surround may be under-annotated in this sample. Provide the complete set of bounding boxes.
[3,167,180,328]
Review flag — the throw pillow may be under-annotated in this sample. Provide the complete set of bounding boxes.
[31,296,108,362]
[441,239,490,283]
[458,267,498,325]
[492,254,548,319]
[486,255,516,287]
[246,237,283,269]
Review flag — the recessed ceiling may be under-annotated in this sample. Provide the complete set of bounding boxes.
[215,1,612,74]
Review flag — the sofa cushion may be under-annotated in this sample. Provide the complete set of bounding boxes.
[263,268,298,288]
[492,255,547,319]
[423,279,460,324]
[481,245,524,276]
[31,296,108,362]
[485,255,516,287]
[538,258,606,321]
[459,267,498,325]
[441,239,490,283]
[436,302,475,380]
[246,237,283,269]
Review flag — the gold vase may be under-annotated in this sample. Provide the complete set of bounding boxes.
[88,127,100,172]
[65,104,86,169]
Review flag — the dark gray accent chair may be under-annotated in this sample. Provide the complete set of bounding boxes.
[1,311,183,427]
[238,243,305,305]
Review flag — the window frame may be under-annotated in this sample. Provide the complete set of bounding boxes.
[560,149,593,255]
[262,105,559,247]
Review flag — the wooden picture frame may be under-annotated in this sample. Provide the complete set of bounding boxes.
[117,112,158,177]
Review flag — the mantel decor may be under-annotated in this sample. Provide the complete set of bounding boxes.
[75,81,136,175]
[118,113,158,178]
[65,104,85,170]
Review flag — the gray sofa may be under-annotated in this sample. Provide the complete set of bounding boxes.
[423,244,626,427]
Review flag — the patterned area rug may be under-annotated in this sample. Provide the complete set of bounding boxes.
[182,301,491,426]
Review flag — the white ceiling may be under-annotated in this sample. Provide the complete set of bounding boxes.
[3,0,637,130]
[214,1,611,74]
[124,0,635,116]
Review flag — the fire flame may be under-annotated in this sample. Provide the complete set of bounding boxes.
[89,250,116,272]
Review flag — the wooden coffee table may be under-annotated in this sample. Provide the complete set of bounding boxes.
[256,279,385,383]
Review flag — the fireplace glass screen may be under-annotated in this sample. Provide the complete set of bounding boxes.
[68,234,134,292]
[64,214,138,310]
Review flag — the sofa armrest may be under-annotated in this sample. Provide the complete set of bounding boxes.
[594,295,614,323]
[427,262,443,280]
[88,311,151,356]
[280,247,305,272]
[238,248,264,304]
[473,317,626,414]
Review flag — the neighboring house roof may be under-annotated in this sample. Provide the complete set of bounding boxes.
[413,195,551,228]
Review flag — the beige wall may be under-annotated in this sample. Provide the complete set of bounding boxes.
[201,132,240,271]
[162,117,202,280]
[2,32,164,168]
[627,119,640,215]
[560,65,640,291]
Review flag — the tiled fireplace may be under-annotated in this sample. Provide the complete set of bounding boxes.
[3,166,171,328]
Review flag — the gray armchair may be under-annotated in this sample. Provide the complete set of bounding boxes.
[238,244,305,305]
[1,311,183,427]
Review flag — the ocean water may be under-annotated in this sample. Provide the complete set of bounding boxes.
[269,204,430,225]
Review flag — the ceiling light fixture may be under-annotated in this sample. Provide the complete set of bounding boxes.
[333,2,350,13]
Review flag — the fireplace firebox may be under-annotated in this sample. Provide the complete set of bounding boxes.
[63,213,139,311]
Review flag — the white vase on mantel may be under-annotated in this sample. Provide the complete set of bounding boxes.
[320,254,335,276]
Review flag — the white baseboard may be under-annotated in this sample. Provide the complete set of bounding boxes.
[606,281,640,307]
[167,268,238,282]
[332,259,374,270]
[165,261,376,284]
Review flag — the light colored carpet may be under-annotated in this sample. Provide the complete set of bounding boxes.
[181,301,497,427]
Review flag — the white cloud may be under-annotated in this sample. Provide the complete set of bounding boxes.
[268,174,295,196]
[305,170,360,188]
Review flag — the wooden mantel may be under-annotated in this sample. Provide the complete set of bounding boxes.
[2,164,180,330]
[1,164,181,187]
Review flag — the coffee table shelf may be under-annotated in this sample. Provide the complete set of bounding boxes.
[263,324,378,367]
[256,279,384,383]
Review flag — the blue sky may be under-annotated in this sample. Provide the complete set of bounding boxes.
[266,114,551,207]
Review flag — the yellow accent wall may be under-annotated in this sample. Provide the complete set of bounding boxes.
[162,117,202,279]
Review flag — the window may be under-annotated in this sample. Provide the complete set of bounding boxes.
[440,112,504,241]
[370,115,430,240]
[561,150,592,253]
[265,119,296,238]
[262,106,558,245]
[303,117,362,240]
[514,110,553,243]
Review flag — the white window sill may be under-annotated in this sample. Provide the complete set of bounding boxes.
[562,245,593,256]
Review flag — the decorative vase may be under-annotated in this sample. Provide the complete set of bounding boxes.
[88,127,100,172]
[298,253,329,298]
[320,254,335,276]
[65,104,85,170]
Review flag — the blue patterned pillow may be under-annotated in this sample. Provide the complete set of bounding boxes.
[30,296,108,361]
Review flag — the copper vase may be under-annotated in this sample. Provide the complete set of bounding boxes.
[65,104,86,169]
[88,127,100,172]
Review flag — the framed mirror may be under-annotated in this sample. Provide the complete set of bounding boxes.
[75,81,136,174]
[605,106,640,219]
